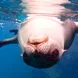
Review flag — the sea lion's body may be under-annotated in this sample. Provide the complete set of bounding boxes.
[0,0,78,68]
[62,19,76,49]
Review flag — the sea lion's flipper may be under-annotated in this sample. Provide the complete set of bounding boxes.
[0,36,18,47]
[74,21,78,32]
[9,29,18,35]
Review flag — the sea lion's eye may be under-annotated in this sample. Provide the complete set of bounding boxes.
[52,49,59,59]
[23,52,31,63]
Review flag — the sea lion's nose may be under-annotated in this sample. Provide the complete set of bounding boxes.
[28,36,48,46]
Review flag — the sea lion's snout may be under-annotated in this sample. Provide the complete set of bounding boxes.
[22,38,61,68]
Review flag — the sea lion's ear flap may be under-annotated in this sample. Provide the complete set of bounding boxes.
[0,36,18,47]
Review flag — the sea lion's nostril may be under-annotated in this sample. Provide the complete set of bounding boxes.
[28,36,48,45]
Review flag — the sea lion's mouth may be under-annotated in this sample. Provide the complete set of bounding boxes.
[28,36,48,45]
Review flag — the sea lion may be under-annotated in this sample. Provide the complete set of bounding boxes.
[0,0,78,68]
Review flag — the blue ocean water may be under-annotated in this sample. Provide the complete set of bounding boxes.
[0,0,78,78]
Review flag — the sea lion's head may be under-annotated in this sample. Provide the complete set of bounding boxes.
[22,39,63,68]
[18,17,64,68]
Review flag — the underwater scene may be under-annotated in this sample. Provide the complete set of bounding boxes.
[0,0,78,78]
